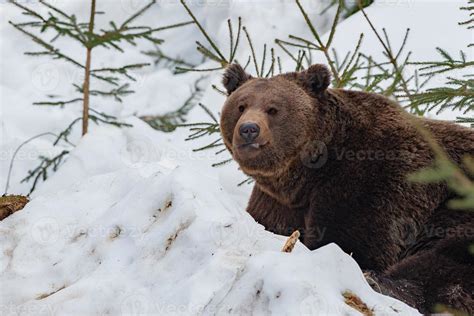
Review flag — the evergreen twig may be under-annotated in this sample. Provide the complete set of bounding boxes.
[180,0,227,64]
[141,77,206,132]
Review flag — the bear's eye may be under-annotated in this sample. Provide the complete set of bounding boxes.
[267,107,278,115]
[238,105,245,113]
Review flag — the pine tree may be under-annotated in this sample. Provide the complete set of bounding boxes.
[7,0,192,194]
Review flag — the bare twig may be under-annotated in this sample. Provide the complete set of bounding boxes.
[281,230,301,253]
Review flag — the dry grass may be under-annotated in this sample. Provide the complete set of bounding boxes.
[342,291,374,316]
[0,195,28,221]
[36,285,66,300]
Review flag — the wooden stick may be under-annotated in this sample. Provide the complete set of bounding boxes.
[281,230,300,253]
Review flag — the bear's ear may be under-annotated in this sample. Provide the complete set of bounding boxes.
[299,64,331,94]
[222,63,252,95]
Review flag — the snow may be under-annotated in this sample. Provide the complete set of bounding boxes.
[0,120,418,315]
[317,0,473,120]
[0,0,469,315]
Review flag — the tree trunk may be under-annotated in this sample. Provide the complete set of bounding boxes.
[82,0,96,135]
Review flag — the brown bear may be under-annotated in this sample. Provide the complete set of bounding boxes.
[219,63,474,314]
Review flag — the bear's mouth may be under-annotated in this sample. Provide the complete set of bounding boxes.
[237,141,268,150]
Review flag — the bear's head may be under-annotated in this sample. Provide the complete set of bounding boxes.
[220,63,331,177]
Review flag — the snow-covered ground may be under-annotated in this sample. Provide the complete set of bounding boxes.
[0,120,420,315]
[0,0,471,315]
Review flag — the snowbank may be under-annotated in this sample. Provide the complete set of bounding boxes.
[1,0,470,315]
[0,119,419,315]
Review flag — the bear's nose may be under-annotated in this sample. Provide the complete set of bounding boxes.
[239,122,260,143]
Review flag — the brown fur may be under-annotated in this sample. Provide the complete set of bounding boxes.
[220,63,474,314]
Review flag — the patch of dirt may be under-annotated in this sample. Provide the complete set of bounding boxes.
[342,291,374,316]
[164,218,193,252]
[36,285,66,300]
[108,225,122,240]
[0,195,29,221]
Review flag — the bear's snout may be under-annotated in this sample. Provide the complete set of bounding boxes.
[239,122,260,143]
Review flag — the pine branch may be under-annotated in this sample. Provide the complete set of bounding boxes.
[53,118,82,146]
[175,66,224,73]
[89,114,133,128]
[408,79,474,114]
[459,2,474,47]
[275,39,300,63]
[277,38,320,51]
[10,21,122,86]
[358,4,419,112]
[411,48,474,76]
[21,150,70,196]
[141,77,205,132]
[142,46,195,71]
[192,138,224,152]
[212,84,227,96]
[91,63,150,81]
[408,118,474,210]
[238,177,254,186]
[229,17,242,63]
[320,0,374,18]
[33,98,83,107]
[180,0,227,65]
[179,3,246,72]
[4,132,62,195]
[85,84,135,102]
[180,103,220,141]
[338,34,364,87]
[121,0,156,28]
[91,20,193,50]
[10,0,87,45]
[243,26,261,76]
[9,21,84,68]
[212,159,233,168]
[294,0,342,86]
[456,116,474,127]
